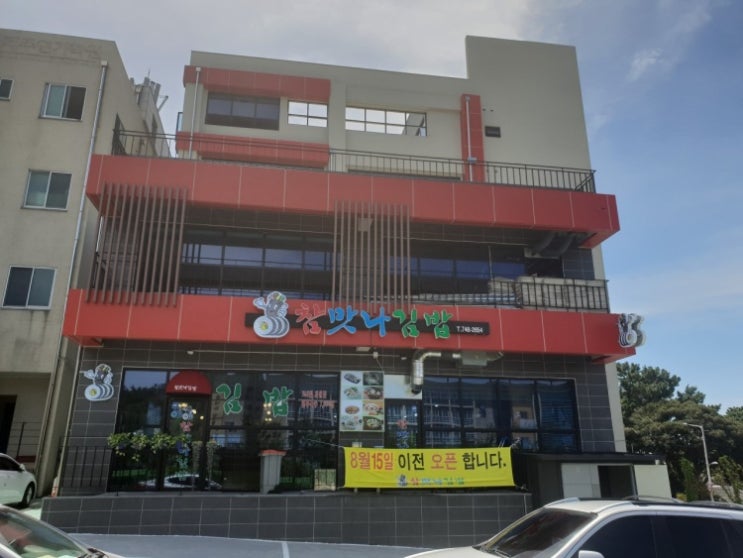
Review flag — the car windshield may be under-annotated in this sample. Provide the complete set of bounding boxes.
[0,506,90,558]
[476,507,594,557]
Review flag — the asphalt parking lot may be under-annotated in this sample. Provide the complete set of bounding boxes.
[73,534,429,558]
[23,501,430,558]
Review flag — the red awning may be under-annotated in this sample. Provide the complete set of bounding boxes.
[166,370,212,396]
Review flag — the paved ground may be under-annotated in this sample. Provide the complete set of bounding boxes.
[23,501,431,558]
[73,534,429,558]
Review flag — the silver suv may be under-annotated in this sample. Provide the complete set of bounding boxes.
[406,498,743,558]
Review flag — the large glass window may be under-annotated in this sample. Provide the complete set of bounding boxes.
[179,227,540,302]
[3,267,55,308]
[537,380,578,452]
[41,84,85,120]
[205,93,280,130]
[422,376,579,453]
[288,101,328,127]
[117,370,169,434]
[115,369,339,492]
[180,229,335,300]
[24,171,71,209]
[346,106,427,136]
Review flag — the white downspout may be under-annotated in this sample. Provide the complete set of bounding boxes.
[410,351,462,394]
[464,95,473,181]
[38,60,109,494]
[188,66,201,159]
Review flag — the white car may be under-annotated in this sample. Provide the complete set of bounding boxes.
[406,497,743,558]
[138,473,222,490]
[0,454,35,508]
[0,504,126,558]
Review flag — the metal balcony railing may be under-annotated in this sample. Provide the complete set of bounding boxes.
[414,277,609,312]
[111,130,596,192]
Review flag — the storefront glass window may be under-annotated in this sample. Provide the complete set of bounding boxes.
[423,376,461,429]
[296,374,339,428]
[537,380,578,452]
[426,431,461,448]
[117,370,168,434]
[421,376,578,453]
[461,377,497,430]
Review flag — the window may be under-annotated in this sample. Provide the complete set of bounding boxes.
[205,93,280,130]
[41,84,85,120]
[346,106,427,136]
[24,171,71,209]
[288,101,328,127]
[578,516,656,558]
[3,267,55,308]
[422,376,579,452]
[0,78,13,100]
[663,516,732,558]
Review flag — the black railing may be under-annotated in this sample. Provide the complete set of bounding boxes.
[59,444,338,495]
[414,277,609,312]
[112,130,596,193]
[4,421,41,462]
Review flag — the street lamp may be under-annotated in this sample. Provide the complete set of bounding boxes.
[683,422,713,501]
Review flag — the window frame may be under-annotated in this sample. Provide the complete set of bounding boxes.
[205,92,280,130]
[421,376,580,452]
[23,170,72,210]
[288,101,328,128]
[40,83,86,120]
[0,78,13,100]
[2,266,56,309]
[345,106,427,136]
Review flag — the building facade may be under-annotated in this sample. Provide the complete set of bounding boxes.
[0,29,166,493]
[53,36,662,524]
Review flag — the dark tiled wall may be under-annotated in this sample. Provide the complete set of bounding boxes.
[41,492,532,547]
[64,342,616,491]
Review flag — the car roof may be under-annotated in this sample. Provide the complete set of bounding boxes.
[545,497,743,518]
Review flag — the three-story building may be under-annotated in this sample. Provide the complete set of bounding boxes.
[51,35,663,544]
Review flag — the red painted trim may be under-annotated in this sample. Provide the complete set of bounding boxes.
[63,289,635,362]
[175,132,329,168]
[86,155,619,243]
[183,66,331,102]
[460,94,485,182]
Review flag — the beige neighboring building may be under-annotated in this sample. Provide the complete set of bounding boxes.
[0,29,166,494]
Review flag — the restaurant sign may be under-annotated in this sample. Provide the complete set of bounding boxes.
[344,447,514,489]
[248,291,489,340]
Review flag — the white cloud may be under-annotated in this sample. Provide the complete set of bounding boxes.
[627,48,663,82]
[625,0,713,83]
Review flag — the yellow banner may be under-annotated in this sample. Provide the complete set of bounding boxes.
[344,447,514,489]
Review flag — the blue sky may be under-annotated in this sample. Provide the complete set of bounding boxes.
[5,0,742,411]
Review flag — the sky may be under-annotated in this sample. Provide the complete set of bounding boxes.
[5,0,742,411]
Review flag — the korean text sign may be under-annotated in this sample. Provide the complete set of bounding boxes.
[344,447,514,489]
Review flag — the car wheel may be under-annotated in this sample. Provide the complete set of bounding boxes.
[20,483,35,508]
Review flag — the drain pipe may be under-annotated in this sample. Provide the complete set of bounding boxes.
[411,351,461,394]
[38,60,109,495]
[464,95,473,181]
[187,66,201,159]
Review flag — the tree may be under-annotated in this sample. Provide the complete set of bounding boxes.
[714,456,743,504]
[676,385,708,407]
[617,363,743,495]
[726,406,743,423]
[616,363,680,420]
[679,457,701,501]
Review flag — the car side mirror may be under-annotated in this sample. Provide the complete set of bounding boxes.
[578,551,605,558]
[18,464,26,472]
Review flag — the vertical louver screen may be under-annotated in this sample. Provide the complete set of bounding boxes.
[87,183,187,306]
[332,201,410,312]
